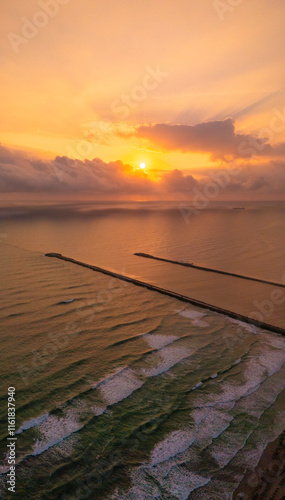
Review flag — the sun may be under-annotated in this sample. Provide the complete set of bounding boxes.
[139,162,146,169]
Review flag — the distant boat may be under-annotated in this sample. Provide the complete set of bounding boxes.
[232,207,245,210]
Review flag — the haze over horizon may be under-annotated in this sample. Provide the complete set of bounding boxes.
[1,0,285,201]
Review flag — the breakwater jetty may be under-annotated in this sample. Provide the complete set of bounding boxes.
[45,252,285,336]
[134,253,285,289]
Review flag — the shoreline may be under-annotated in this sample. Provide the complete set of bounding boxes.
[233,431,285,499]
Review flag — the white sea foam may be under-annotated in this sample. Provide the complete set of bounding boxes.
[149,429,196,466]
[31,399,90,456]
[194,356,269,409]
[98,368,144,406]
[12,367,145,459]
[107,309,285,500]
[178,309,206,320]
[190,478,236,500]
[115,407,231,499]
[194,319,209,327]
[233,358,241,365]
[162,468,211,499]
[46,434,78,461]
[177,309,209,327]
[257,345,285,376]
[1,410,82,470]
[122,465,210,500]
[32,411,81,456]
[235,366,285,417]
[16,412,49,434]
[210,433,250,468]
[265,334,285,350]
[92,366,128,389]
[107,345,285,500]
[143,333,179,350]
[192,407,233,444]
[228,317,259,334]
[91,405,106,416]
[0,462,10,475]
[140,345,191,377]
[110,471,161,500]
[192,381,203,390]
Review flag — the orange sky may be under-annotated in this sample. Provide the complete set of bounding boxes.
[1,0,285,200]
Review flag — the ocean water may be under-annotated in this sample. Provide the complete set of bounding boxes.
[0,201,285,499]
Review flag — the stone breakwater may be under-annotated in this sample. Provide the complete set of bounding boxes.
[45,253,285,336]
[134,252,285,289]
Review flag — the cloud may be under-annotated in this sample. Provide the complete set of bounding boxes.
[161,169,198,192]
[136,119,273,160]
[0,143,284,202]
[0,145,153,195]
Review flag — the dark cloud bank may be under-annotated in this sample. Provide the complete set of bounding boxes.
[135,118,275,160]
[1,116,285,202]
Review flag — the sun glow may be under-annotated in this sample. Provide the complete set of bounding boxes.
[139,162,146,169]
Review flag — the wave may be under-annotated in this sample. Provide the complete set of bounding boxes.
[8,343,193,463]
[162,468,211,500]
[106,325,173,349]
[3,311,284,500]
[176,308,209,328]
[56,299,77,305]
[228,317,259,334]
[106,342,285,499]
[139,345,192,377]
[149,429,196,466]
[143,333,179,350]
[5,338,246,464]
[96,367,144,407]
[16,413,49,434]
[31,411,82,456]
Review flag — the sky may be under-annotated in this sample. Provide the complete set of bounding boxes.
[1,0,285,201]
